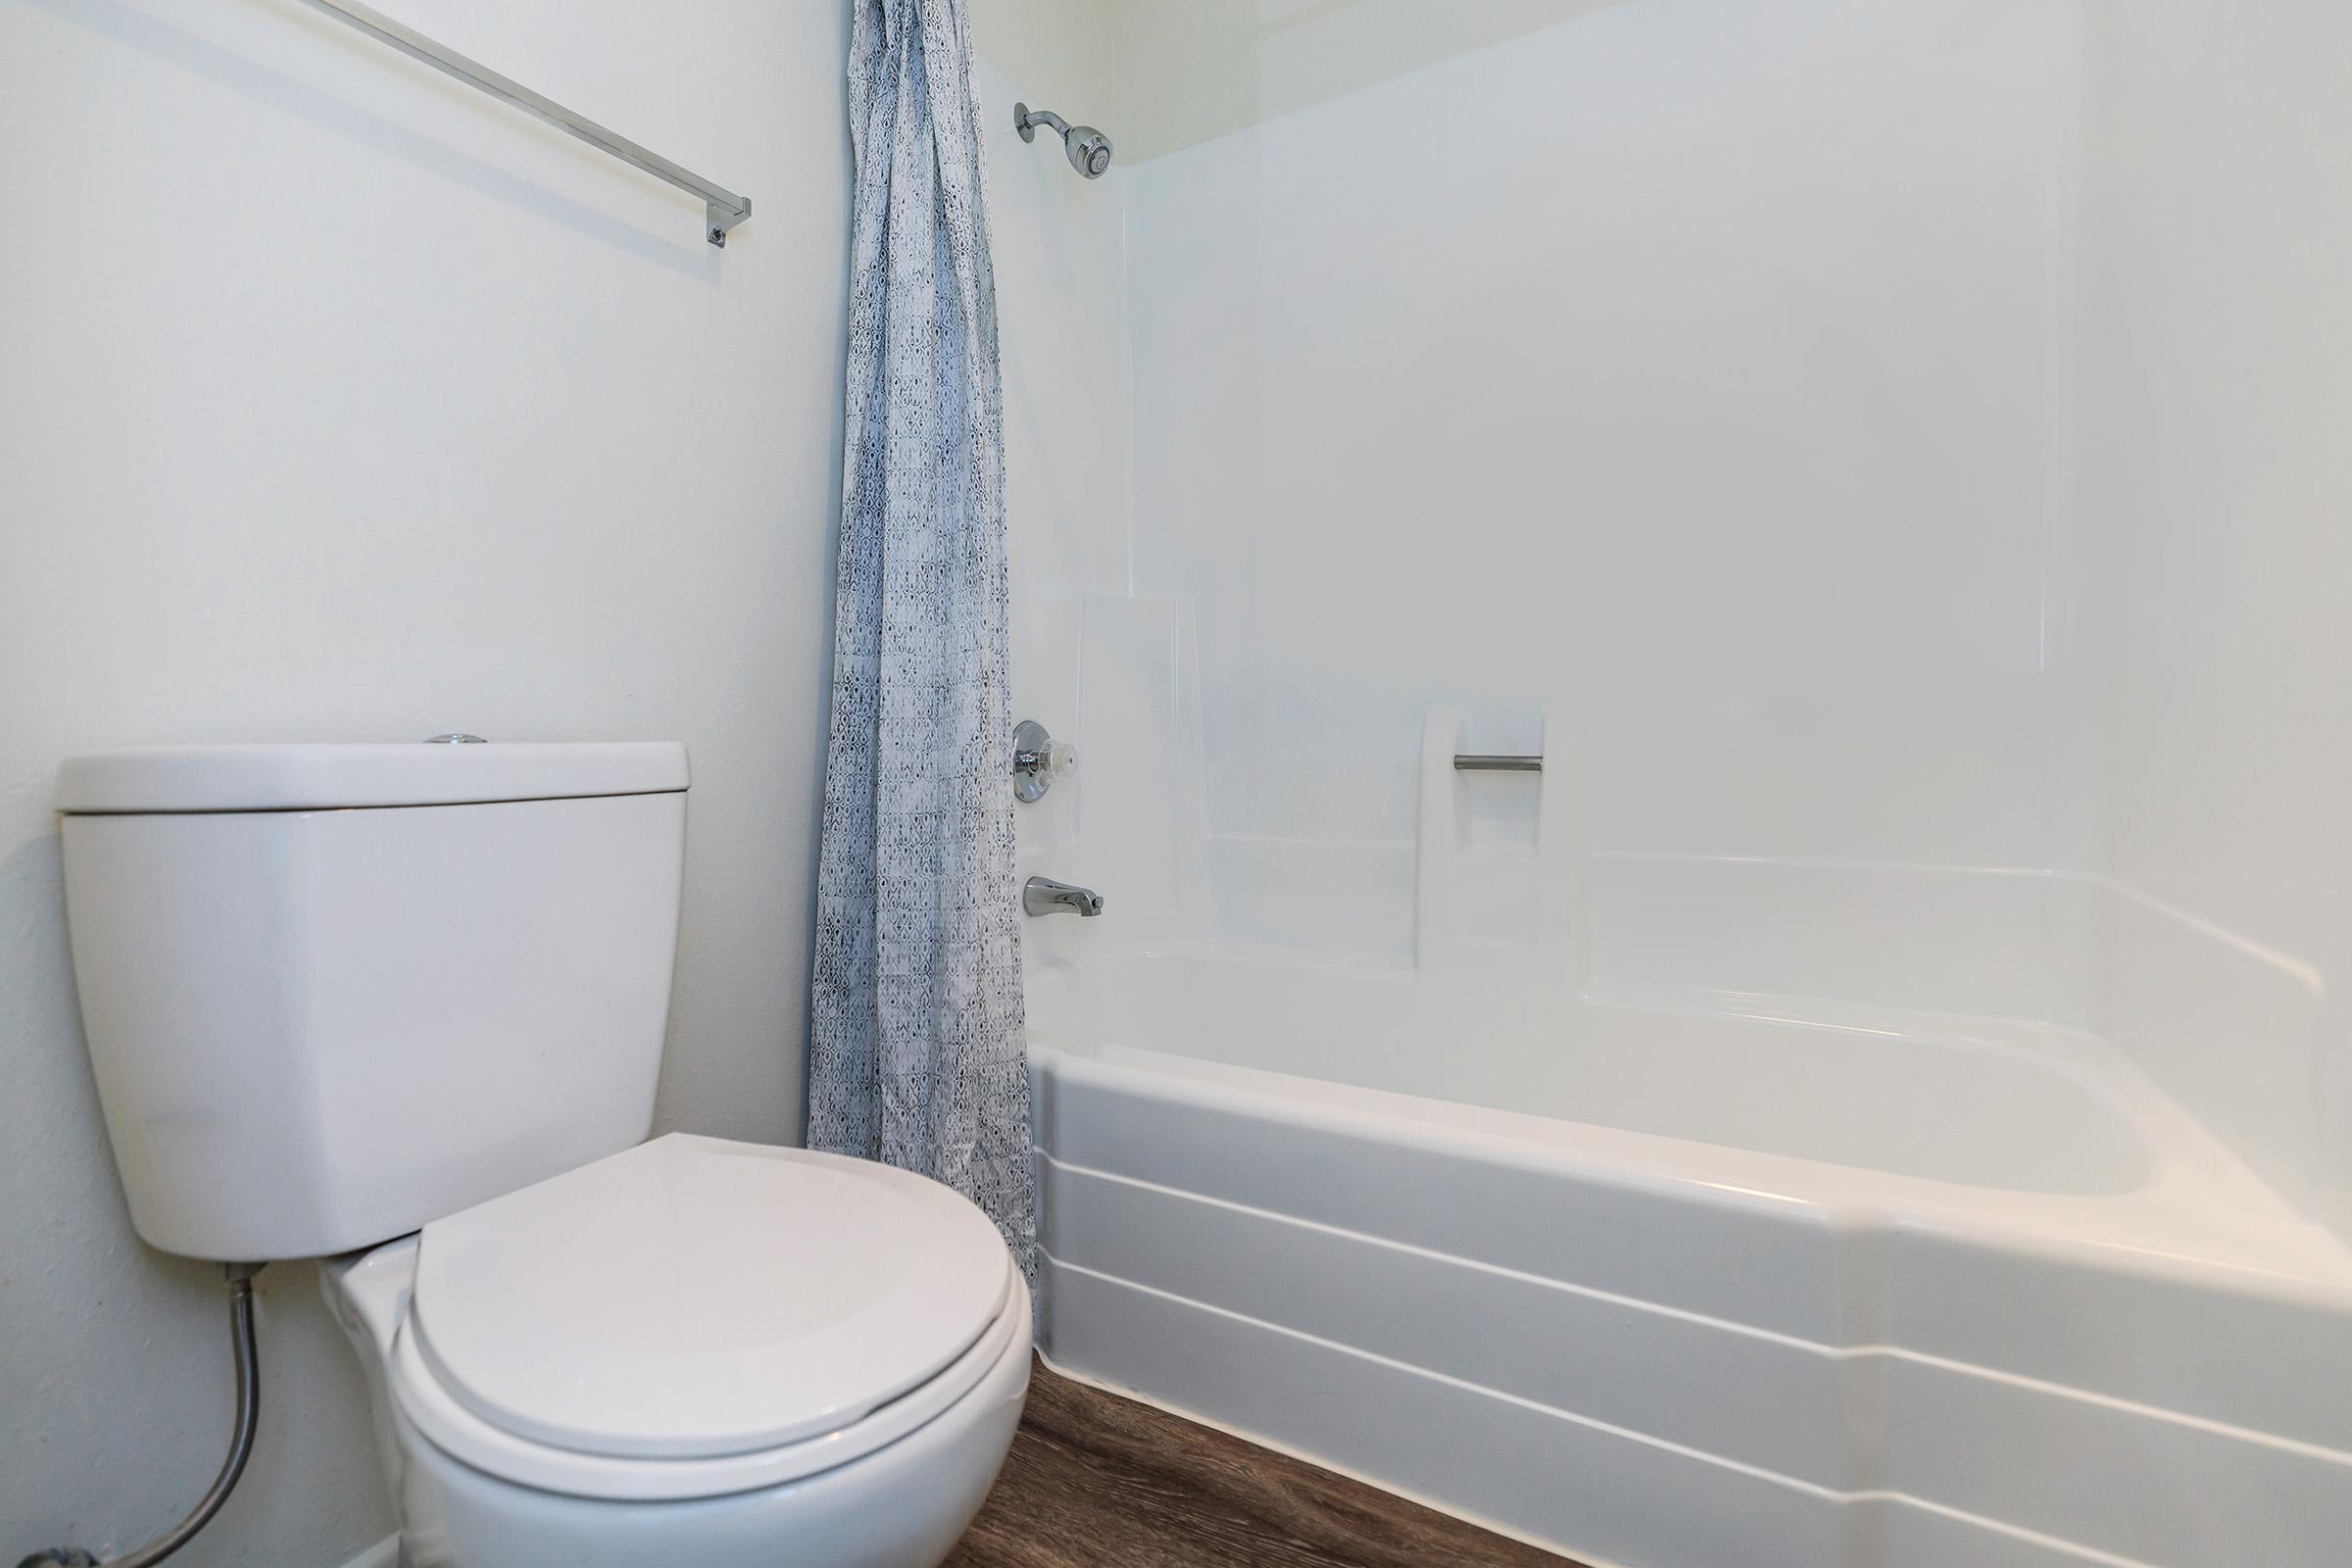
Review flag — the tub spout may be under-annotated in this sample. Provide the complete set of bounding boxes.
[1023,876,1103,917]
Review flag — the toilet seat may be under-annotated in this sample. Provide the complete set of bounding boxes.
[387,1134,1022,1500]
[389,1272,1025,1501]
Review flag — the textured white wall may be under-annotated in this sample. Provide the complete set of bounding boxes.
[0,0,850,1560]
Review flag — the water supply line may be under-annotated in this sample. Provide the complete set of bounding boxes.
[15,1263,264,1568]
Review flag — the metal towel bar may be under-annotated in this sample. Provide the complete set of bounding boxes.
[299,0,753,246]
[1453,755,1543,772]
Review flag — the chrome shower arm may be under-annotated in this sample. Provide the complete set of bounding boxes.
[1013,105,1070,142]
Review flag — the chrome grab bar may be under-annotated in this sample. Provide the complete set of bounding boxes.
[1453,755,1543,772]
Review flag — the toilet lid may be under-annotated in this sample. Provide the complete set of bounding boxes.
[409,1134,1013,1461]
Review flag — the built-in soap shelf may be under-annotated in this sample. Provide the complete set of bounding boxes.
[1414,710,1578,972]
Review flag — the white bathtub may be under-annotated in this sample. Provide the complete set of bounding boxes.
[1026,950,2352,1567]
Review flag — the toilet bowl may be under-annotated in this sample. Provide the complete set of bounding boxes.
[324,1135,1032,1568]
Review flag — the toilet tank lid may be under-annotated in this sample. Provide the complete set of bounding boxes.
[56,742,689,813]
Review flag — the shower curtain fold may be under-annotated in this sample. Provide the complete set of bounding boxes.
[808,0,1031,1276]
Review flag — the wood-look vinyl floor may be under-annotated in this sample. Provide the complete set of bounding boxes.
[944,1358,1580,1568]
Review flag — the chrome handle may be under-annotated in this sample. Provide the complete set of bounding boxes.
[1012,719,1075,803]
[1453,755,1542,772]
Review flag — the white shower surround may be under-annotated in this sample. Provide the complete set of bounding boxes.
[986,0,2352,1564]
[1021,719,2352,1563]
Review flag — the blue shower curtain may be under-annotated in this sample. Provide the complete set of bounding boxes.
[808,0,1031,1276]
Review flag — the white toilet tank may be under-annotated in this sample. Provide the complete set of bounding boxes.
[56,742,689,1261]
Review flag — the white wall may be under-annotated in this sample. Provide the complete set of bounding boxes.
[971,0,1131,877]
[0,0,850,1560]
[1046,0,2352,1243]
[1110,0,1632,165]
[1108,0,2076,979]
[966,0,1140,965]
[2072,0,2352,1231]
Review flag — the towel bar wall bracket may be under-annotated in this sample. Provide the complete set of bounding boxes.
[707,200,752,247]
[298,0,753,248]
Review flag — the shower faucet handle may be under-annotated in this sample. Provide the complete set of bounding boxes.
[1011,719,1075,803]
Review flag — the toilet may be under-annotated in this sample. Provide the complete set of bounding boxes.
[56,742,1029,1568]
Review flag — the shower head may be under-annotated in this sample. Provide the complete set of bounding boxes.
[1013,103,1112,179]
[1063,126,1113,178]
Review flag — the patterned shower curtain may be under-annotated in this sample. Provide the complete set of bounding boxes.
[808,0,1031,1275]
